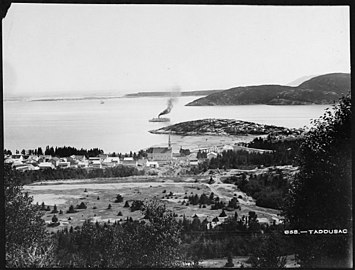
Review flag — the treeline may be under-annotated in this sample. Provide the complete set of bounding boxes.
[224,170,289,209]
[182,192,240,211]
[6,146,148,160]
[52,207,292,267]
[44,146,104,157]
[4,164,144,185]
[179,212,293,263]
[210,147,297,169]
[247,135,303,154]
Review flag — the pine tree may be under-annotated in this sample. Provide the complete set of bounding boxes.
[283,95,351,268]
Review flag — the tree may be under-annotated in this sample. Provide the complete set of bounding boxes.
[67,205,76,213]
[77,202,87,209]
[219,209,227,217]
[52,215,58,223]
[249,231,287,268]
[51,204,58,213]
[115,194,123,203]
[4,164,55,267]
[225,253,234,267]
[37,147,43,156]
[283,95,352,268]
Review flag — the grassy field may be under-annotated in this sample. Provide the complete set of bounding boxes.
[24,175,280,233]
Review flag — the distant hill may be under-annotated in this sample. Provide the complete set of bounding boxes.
[298,73,350,95]
[286,75,317,86]
[186,73,350,106]
[124,89,222,98]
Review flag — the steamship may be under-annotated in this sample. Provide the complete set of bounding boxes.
[149,117,170,122]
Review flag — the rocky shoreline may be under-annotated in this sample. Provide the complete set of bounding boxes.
[149,118,303,136]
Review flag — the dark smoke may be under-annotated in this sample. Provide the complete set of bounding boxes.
[158,98,174,117]
[158,86,181,117]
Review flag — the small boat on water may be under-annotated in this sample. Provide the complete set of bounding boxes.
[100,101,105,104]
[149,117,170,122]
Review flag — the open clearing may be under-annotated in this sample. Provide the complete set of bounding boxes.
[24,175,281,233]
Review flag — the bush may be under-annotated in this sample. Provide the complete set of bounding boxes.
[51,204,58,213]
[219,210,227,217]
[130,200,144,212]
[67,205,76,213]
[52,215,58,223]
[76,202,87,209]
[115,194,123,203]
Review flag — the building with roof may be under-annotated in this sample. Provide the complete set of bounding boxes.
[121,157,137,167]
[233,144,273,154]
[38,162,56,170]
[146,161,159,168]
[11,154,24,163]
[146,147,172,161]
[207,152,218,160]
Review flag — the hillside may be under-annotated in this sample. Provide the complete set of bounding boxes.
[186,73,350,106]
[286,75,317,87]
[149,118,303,136]
[298,73,350,94]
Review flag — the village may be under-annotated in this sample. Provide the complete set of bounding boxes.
[3,135,275,175]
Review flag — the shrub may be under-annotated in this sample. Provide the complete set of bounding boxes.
[219,210,227,217]
[76,202,87,209]
[51,215,58,223]
[51,204,58,213]
[130,200,144,212]
[115,194,123,203]
[67,205,76,213]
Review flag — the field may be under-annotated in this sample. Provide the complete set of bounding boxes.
[23,173,281,233]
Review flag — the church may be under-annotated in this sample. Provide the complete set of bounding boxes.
[146,135,173,162]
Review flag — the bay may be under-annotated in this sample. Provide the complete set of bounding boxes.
[4,96,329,154]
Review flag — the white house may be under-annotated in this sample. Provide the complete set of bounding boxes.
[91,160,102,169]
[222,145,234,151]
[12,161,25,169]
[233,144,273,154]
[207,152,218,160]
[71,155,87,162]
[146,161,159,168]
[189,159,199,166]
[103,156,120,165]
[58,161,70,169]
[38,162,56,169]
[121,157,137,167]
[16,164,39,172]
[11,154,24,163]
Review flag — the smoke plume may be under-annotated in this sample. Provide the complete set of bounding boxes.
[158,86,181,117]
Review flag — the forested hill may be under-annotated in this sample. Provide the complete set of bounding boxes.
[186,73,350,106]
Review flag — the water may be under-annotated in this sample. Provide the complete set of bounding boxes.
[4,96,329,154]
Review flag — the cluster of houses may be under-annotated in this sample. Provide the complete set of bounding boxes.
[4,140,274,172]
[4,154,122,172]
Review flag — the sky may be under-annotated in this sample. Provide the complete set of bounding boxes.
[2,4,350,98]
